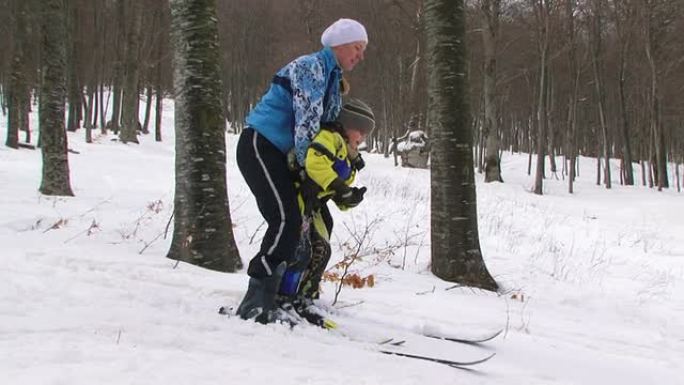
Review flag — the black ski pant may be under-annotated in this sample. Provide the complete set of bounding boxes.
[236,128,301,277]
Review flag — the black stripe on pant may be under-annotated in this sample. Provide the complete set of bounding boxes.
[236,128,301,275]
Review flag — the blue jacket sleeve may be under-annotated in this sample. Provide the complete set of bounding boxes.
[289,57,326,166]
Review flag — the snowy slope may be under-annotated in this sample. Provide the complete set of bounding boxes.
[1,101,682,385]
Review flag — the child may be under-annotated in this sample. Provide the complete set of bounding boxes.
[278,99,375,327]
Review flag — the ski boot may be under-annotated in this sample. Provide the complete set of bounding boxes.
[236,259,296,326]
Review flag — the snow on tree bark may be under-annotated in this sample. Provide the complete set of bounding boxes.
[39,0,74,197]
[425,0,498,291]
[166,0,241,272]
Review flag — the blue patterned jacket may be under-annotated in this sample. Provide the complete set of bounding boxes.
[246,47,343,166]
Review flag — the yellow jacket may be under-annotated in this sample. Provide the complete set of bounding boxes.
[305,126,356,199]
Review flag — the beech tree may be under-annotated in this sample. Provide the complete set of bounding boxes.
[39,0,74,197]
[425,0,498,291]
[166,0,241,272]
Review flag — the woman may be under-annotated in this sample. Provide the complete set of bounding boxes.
[235,19,368,324]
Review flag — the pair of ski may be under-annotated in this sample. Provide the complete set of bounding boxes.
[219,304,501,369]
[337,325,500,369]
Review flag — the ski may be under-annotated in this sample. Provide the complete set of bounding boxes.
[379,350,496,368]
[220,304,502,347]
[219,305,495,368]
[221,303,501,347]
[378,338,406,346]
[423,328,503,345]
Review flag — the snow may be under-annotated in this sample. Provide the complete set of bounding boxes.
[396,130,429,152]
[1,100,683,385]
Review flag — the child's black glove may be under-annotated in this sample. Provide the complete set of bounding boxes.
[330,178,366,208]
[341,186,366,208]
[351,153,365,171]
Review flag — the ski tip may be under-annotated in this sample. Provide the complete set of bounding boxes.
[379,350,496,368]
[426,328,504,344]
[322,318,338,330]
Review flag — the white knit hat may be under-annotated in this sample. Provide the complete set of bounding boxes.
[321,19,368,47]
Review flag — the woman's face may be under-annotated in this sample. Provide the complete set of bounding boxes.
[333,41,367,71]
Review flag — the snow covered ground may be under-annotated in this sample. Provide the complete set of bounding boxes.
[1,101,683,385]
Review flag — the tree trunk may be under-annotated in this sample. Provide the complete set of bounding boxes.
[566,0,579,194]
[99,83,107,134]
[644,2,668,190]
[154,13,164,143]
[640,159,646,186]
[482,0,503,183]
[167,0,241,272]
[6,0,29,149]
[155,85,163,142]
[547,75,557,178]
[676,161,681,193]
[21,96,31,144]
[142,84,153,134]
[425,0,498,291]
[615,6,635,186]
[97,7,107,133]
[120,0,142,144]
[596,150,601,186]
[109,0,125,135]
[590,0,611,189]
[39,0,74,197]
[648,131,654,188]
[533,0,549,195]
[66,72,81,132]
[92,80,99,129]
[65,2,81,132]
[655,105,668,190]
[0,84,6,117]
[85,85,95,143]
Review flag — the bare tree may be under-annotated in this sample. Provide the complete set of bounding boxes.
[588,0,612,189]
[565,0,581,194]
[119,0,143,143]
[39,0,74,197]
[425,0,498,291]
[531,0,551,195]
[2,0,684,194]
[108,0,126,135]
[612,0,635,186]
[642,0,677,190]
[481,0,504,183]
[6,0,29,149]
[166,0,241,272]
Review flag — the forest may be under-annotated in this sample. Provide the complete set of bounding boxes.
[2,0,683,193]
